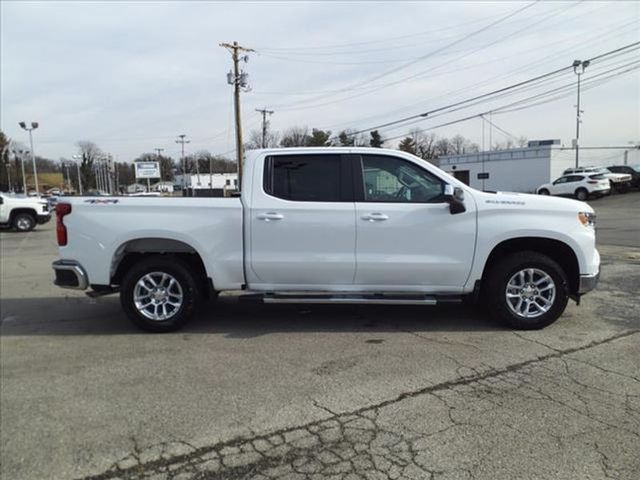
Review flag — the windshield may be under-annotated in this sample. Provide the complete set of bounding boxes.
[633,164,640,173]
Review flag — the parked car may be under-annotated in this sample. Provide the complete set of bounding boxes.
[536,174,610,200]
[606,165,640,189]
[0,192,52,231]
[52,147,600,332]
[563,166,632,193]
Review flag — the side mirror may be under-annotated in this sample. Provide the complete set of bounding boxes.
[444,184,466,215]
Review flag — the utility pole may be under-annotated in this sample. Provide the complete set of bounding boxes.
[220,41,254,190]
[175,134,190,194]
[572,60,590,168]
[256,107,274,148]
[154,147,164,181]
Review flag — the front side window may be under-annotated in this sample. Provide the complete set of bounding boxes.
[361,155,444,203]
[554,177,568,185]
[265,154,341,202]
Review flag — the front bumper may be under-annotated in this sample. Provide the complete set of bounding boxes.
[37,214,52,224]
[52,260,88,290]
[578,271,600,294]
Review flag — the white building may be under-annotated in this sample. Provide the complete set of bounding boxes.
[173,173,239,191]
[126,183,147,194]
[438,140,640,193]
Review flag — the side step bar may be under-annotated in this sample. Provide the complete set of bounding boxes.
[262,293,444,305]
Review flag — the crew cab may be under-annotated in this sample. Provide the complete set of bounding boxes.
[52,148,600,332]
[0,192,51,231]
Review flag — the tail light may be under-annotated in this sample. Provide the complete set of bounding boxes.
[587,180,598,184]
[56,203,72,246]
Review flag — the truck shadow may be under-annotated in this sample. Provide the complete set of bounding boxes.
[0,296,502,336]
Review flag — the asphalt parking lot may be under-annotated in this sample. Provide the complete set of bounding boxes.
[1,193,639,480]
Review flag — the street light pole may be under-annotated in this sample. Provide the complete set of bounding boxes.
[19,122,39,194]
[72,154,83,195]
[572,60,590,168]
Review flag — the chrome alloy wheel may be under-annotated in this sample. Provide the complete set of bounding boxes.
[16,217,32,230]
[505,268,556,319]
[134,272,183,321]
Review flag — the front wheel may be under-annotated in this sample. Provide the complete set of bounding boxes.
[12,213,36,232]
[485,251,569,330]
[120,256,199,332]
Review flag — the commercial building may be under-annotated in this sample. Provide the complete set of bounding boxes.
[173,173,239,197]
[438,140,640,193]
[437,140,572,193]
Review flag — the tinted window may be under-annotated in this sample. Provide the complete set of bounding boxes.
[361,155,444,203]
[265,155,341,202]
[566,175,584,183]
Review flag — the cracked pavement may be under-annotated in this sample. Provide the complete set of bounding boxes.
[1,194,639,480]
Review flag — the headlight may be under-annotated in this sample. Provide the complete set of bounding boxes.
[578,212,595,227]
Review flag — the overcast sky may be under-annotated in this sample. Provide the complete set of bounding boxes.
[1,1,639,164]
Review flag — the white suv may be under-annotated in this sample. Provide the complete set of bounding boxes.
[0,193,52,231]
[563,166,632,192]
[537,174,610,201]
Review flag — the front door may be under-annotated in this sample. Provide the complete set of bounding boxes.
[354,154,476,291]
[248,153,356,289]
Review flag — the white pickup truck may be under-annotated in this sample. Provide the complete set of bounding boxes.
[52,148,600,332]
[0,192,51,231]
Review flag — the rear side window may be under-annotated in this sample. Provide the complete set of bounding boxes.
[264,154,342,202]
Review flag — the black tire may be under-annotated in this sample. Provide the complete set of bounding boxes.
[575,188,588,201]
[120,255,199,332]
[538,189,550,195]
[485,251,569,330]
[12,213,36,232]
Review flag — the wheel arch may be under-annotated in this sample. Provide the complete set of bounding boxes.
[481,237,580,295]
[9,208,37,222]
[110,238,213,296]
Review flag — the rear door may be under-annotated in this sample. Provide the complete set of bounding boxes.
[353,154,476,291]
[247,153,356,288]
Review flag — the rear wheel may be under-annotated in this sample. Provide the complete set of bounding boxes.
[120,256,199,332]
[575,188,589,201]
[12,213,36,232]
[485,251,569,330]
[538,189,550,195]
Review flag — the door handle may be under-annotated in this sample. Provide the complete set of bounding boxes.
[361,212,389,222]
[257,212,284,221]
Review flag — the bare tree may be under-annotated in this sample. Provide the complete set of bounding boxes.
[280,126,309,147]
[434,138,453,157]
[246,129,280,150]
[76,141,103,190]
[410,129,438,163]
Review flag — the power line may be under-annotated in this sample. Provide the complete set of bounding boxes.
[381,61,640,143]
[268,1,540,110]
[338,43,639,139]
[320,16,639,131]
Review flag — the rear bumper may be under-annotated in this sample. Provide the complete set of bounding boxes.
[37,214,51,224]
[52,260,89,290]
[578,271,600,294]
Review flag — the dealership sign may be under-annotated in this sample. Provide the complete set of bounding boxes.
[135,161,161,179]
